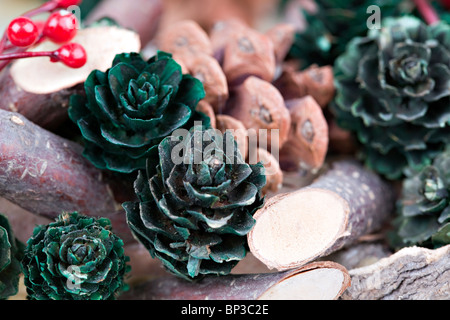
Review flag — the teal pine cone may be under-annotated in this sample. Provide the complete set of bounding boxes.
[22,212,129,300]
[394,147,450,248]
[69,51,207,173]
[0,213,23,300]
[332,16,450,179]
[124,126,266,280]
[287,0,410,68]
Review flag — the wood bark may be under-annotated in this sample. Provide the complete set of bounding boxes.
[341,245,450,300]
[120,261,351,300]
[0,109,120,220]
[0,70,83,130]
[248,160,395,271]
[323,242,391,270]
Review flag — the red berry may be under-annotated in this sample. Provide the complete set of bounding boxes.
[53,42,87,68]
[7,17,39,48]
[53,0,82,7]
[43,11,78,44]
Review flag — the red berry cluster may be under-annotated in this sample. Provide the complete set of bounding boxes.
[0,0,86,72]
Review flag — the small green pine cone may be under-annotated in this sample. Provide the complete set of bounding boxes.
[0,213,23,300]
[395,148,450,248]
[22,212,130,300]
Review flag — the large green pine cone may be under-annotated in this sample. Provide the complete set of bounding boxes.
[395,148,450,248]
[332,16,450,179]
[22,212,129,300]
[124,126,266,280]
[0,214,23,300]
[69,51,206,173]
[287,0,409,68]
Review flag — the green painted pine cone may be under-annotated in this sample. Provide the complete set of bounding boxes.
[332,16,450,179]
[22,212,129,300]
[69,51,207,173]
[287,0,409,68]
[0,214,23,300]
[395,147,450,248]
[124,126,266,280]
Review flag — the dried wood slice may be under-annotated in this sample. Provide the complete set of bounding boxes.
[224,76,291,152]
[248,160,394,271]
[120,261,351,300]
[0,26,141,129]
[279,96,328,171]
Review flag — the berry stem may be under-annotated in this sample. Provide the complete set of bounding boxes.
[0,50,57,61]
[0,36,44,71]
[2,35,46,52]
[22,1,59,18]
[0,46,28,71]
[414,0,440,24]
[0,49,57,72]
[0,34,7,54]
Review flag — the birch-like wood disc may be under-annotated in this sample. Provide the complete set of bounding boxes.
[248,160,394,271]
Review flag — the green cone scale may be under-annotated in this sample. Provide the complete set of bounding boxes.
[69,51,207,174]
[124,126,266,280]
[332,16,450,179]
[0,213,23,300]
[395,148,450,248]
[21,212,129,300]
